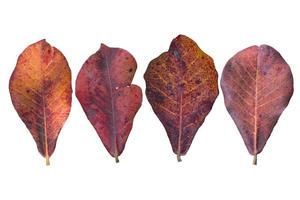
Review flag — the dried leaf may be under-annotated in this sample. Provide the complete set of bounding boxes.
[144,35,219,161]
[76,44,142,162]
[9,40,72,165]
[221,45,293,164]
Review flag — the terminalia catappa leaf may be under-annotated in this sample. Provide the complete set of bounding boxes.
[221,45,293,164]
[76,44,142,162]
[9,40,72,165]
[144,35,219,161]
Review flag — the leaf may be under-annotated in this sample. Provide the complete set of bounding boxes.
[144,35,219,161]
[221,45,293,164]
[9,40,72,165]
[76,44,142,162]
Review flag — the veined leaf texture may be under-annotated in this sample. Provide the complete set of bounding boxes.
[76,44,142,162]
[221,45,293,164]
[8,39,294,165]
[144,35,219,161]
[9,40,72,165]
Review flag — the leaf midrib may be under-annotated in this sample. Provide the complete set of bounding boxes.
[253,53,259,160]
[103,52,119,162]
[41,46,54,165]
[172,48,185,161]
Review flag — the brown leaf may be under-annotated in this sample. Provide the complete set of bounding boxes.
[221,45,293,164]
[9,40,72,165]
[76,44,142,162]
[144,35,219,161]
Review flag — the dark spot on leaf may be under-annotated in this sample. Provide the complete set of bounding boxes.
[87,108,96,116]
[35,95,43,105]
[198,101,213,114]
[97,58,107,69]
[184,127,190,134]
[195,79,201,84]
[154,91,165,103]
[124,117,129,124]
[166,83,172,92]
[36,118,45,143]
[44,80,53,91]
[129,68,133,73]
[165,120,175,130]
[263,71,267,76]
[179,83,185,91]
[26,121,32,129]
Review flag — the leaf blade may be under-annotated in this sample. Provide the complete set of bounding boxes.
[75,44,142,162]
[9,40,72,165]
[221,45,293,163]
[144,35,219,161]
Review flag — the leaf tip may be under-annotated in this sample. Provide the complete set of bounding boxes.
[175,34,188,40]
[100,43,109,49]
[37,38,48,45]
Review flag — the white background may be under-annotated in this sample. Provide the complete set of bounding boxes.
[0,0,299,199]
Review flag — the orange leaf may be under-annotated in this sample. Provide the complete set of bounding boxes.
[9,40,72,165]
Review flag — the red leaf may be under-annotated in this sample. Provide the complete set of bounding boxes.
[9,40,72,165]
[221,45,293,164]
[144,35,219,161]
[76,44,142,162]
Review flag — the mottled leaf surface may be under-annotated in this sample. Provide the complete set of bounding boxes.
[9,40,72,165]
[144,35,219,161]
[221,45,293,164]
[76,44,142,162]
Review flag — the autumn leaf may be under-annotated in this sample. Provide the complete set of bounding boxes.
[76,44,142,163]
[221,45,293,164]
[9,40,72,165]
[144,35,219,161]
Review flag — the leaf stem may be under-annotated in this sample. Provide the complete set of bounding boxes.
[253,154,257,165]
[46,155,50,166]
[177,154,182,162]
[115,155,119,163]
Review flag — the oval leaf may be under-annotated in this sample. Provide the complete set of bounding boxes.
[76,44,142,162]
[144,35,219,161]
[221,45,293,164]
[9,40,72,165]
